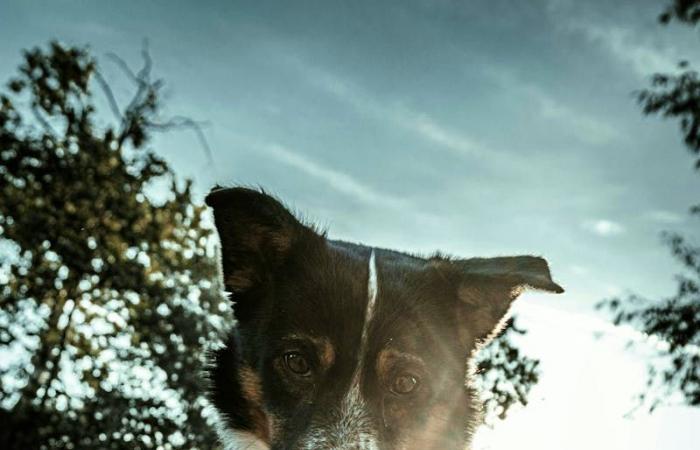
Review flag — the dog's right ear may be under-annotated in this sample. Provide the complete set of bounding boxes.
[205,187,319,294]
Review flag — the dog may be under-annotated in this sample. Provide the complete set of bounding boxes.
[205,187,563,450]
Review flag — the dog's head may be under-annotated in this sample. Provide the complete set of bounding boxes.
[205,187,563,450]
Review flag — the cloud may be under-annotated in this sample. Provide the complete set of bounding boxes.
[572,23,678,77]
[582,219,625,236]
[485,67,620,145]
[643,209,685,224]
[569,264,591,276]
[394,109,489,157]
[262,143,408,210]
[283,51,618,181]
[536,92,619,145]
[252,141,445,230]
[545,0,683,78]
[285,56,499,161]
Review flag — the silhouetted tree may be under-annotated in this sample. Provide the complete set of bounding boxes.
[477,319,539,421]
[599,0,700,411]
[0,42,229,449]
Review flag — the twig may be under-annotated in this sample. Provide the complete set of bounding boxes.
[136,39,152,82]
[103,42,215,166]
[104,52,140,85]
[93,69,123,122]
[148,116,214,165]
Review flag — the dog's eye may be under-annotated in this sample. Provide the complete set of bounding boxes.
[390,373,420,395]
[284,352,311,376]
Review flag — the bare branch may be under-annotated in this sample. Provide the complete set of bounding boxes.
[147,116,214,165]
[136,39,152,82]
[103,43,214,165]
[104,52,140,85]
[93,69,123,122]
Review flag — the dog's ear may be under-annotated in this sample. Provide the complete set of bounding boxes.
[205,187,319,294]
[452,256,563,343]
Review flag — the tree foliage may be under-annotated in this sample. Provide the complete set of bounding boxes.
[599,0,700,412]
[477,318,540,421]
[0,42,229,449]
[660,0,700,25]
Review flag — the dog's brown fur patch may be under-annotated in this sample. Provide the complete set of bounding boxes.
[238,366,273,443]
[376,348,424,384]
[313,336,336,369]
[225,268,256,291]
[286,334,336,370]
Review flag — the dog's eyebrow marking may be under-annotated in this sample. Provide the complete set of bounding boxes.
[282,333,335,368]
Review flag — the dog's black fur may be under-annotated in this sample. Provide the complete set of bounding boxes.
[205,187,563,450]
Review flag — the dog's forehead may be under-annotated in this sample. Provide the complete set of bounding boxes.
[277,241,455,357]
[369,253,460,361]
[323,243,436,324]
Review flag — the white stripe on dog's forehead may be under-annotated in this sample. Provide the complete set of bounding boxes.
[353,249,378,381]
[336,250,380,429]
[363,249,379,351]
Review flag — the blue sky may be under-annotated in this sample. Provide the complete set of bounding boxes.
[2,0,700,449]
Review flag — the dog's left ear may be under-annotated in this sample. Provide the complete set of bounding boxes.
[205,186,320,294]
[453,256,564,343]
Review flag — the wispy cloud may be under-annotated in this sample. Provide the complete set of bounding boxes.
[572,23,678,77]
[569,264,591,276]
[285,57,497,160]
[546,0,684,78]
[582,219,626,236]
[262,143,408,210]
[643,209,685,225]
[394,109,488,157]
[536,92,619,145]
[285,52,618,175]
[483,66,620,145]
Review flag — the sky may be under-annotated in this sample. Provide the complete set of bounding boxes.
[1,0,700,448]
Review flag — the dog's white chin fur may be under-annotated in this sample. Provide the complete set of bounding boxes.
[219,429,270,450]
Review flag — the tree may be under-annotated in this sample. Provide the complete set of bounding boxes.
[477,318,540,421]
[0,42,229,449]
[598,0,700,412]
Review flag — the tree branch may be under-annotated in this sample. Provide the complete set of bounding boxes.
[148,116,214,165]
[93,69,123,122]
[103,44,215,165]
